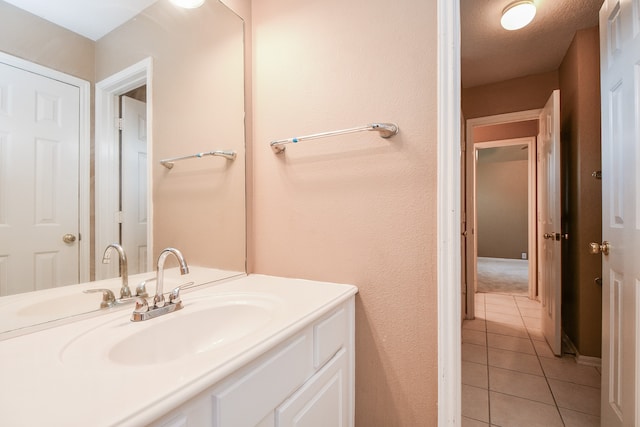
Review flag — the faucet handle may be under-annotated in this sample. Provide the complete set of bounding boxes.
[133,297,149,314]
[83,288,116,309]
[169,281,196,305]
[135,278,155,298]
[169,285,182,305]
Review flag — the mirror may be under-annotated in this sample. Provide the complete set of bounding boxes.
[0,0,246,336]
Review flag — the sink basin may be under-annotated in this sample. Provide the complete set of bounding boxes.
[60,293,282,367]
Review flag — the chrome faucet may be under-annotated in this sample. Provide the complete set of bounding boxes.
[102,243,131,299]
[153,247,189,308]
[131,247,189,322]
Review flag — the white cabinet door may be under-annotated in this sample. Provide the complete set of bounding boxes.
[276,349,349,427]
[213,335,313,426]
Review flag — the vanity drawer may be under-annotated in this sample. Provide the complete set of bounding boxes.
[212,332,314,426]
[314,306,348,369]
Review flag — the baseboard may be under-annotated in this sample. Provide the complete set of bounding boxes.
[562,332,602,367]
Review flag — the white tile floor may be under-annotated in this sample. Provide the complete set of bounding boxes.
[462,293,601,427]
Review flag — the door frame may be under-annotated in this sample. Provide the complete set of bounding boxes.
[436,0,461,424]
[0,51,90,284]
[473,137,537,299]
[466,114,540,319]
[95,57,153,279]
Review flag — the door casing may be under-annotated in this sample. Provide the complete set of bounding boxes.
[465,111,541,319]
[95,57,153,279]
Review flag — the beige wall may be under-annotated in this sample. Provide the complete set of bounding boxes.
[95,0,246,272]
[0,0,94,82]
[559,26,602,358]
[477,155,528,259]
[251,0,437,424]
[463,71,559,119]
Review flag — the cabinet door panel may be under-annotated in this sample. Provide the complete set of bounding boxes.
[276,349,348,427]
[214,334,313,426]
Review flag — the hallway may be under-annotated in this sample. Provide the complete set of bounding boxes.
[462,293,601,426]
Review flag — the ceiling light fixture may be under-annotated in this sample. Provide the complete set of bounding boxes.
[501,1,537,31]
[169,0,205,9]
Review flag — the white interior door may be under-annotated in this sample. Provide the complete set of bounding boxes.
[600,0,638,425]
[537,89,562,356]
[121,95,148,275]
[0,62,80,296]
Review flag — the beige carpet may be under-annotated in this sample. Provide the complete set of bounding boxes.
[477,257,528,296]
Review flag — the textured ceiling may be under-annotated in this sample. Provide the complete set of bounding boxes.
[461,0,604,88]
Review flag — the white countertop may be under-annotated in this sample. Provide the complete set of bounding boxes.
[0,274,357,427]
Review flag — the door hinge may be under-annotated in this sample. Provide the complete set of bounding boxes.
[116,117,124,131]
[115,211,123,224]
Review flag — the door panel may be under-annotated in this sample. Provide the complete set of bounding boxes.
[121,95,148,274]
[600,0,638,425]
[0,62,80,296]
[538,90,562,356]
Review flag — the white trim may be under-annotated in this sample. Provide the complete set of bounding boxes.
[0,51,90,283]
[472,137,538,301]
[467,109,542,128]
[437,0,461,424]
[95,57,153,279]
[562,331,602,367]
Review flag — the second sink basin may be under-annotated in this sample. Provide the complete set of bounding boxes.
[60,292,283,367]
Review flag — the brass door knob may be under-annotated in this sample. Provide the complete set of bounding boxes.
[543,233,555,240]
[62,234,77,244]
[589,241,610,255]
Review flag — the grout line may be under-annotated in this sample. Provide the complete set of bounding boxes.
[514,295,566,427]
[482,294,491,425]
[470,266,602,426]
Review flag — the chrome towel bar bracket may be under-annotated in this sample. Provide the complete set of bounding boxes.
[270,122,399,154]
[160,150,237,169]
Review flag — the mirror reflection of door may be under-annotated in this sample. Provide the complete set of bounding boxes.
[0,60,82,296]
[120,90,147,275]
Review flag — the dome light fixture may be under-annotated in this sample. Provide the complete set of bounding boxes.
[501,1,537,31]
[170,0,205,9]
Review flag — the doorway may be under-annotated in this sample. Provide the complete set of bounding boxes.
[475,138,535,299]
[119,90,148,275]
[95,58,153,280]
[439,1,605,424]
[464,110,540,319]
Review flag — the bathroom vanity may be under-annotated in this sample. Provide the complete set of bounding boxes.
[0,275,357,427]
